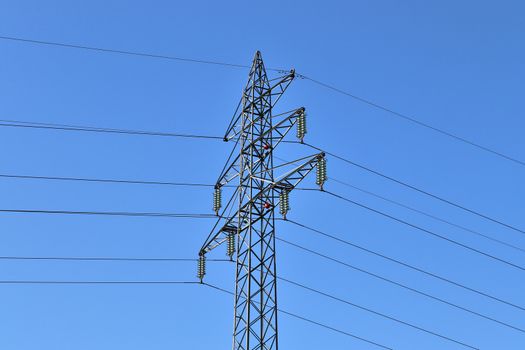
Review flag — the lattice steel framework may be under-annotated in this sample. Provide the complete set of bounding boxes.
[199,51,325,350]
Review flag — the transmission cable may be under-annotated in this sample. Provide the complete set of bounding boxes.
[0,259,389,348]
[328,177,525,254]
[3,116,522,241]
[3,170,519,254]
[1,175,525,311]
[278,277,479,349]
[277,236,525,333]
[203,282,393,350]
[0,209,217,219]
[283,219,525,311]
[303,143,525,236]
[0,280,200,285]
[0,35,257,70]
[4,117,519,240]
[300,75,524,167]
[321,190,525,271]
[0,173,215,187]
[3,250,520,331]
[0,119,221,139]
[2,34,521,166]
[0,256,230,262]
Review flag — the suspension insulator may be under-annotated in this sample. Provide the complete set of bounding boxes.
[316,156,327,190]
[227,232,235,259]
[296,110,307,142]
[197,255,206,282]
[213,186,222,215]
[279,190,290,220]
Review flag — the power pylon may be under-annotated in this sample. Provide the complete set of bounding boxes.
[198,51,326,350]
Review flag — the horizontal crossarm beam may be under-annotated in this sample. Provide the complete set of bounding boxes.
[215,108,305,188]
[200,152,323,255]
[224,71,296,142]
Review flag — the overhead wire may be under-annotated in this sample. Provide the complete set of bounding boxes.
[279,155,525,256]
[303,142,525,236]
[0,255,391,349]
[276,309,393,350]
[1,34,522,166]
[283,219,525,312]
[0,251,507,347]
[2,232,522,330]
[0,173,215,187]
[328,177,525,254]
[0,280,200,285]
[5,275,471,347]
[2,121,523,298]
[7,252,477,347]
[276,236,525,332]
[0,35,255,70]
[202,282,393,350]
[6,247,520,333]
[0,119,222,139]
[278,277,480,349]
[2,116,522,242]
[2,34,521,348]
[299,75,524,167]
[2,168,521,255]
[0,256,230,262]
[0,247,525,332]
[0,209,217,219]
[321,190,525,271]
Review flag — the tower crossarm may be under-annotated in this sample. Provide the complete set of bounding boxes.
[199,152,323,256]
[223,70,296,142]
[215,107,306,189]
[270,152,325,189]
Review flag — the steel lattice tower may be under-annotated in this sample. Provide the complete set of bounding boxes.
[199,51,326,350]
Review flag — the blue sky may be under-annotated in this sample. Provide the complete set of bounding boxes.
[0,1,524,349]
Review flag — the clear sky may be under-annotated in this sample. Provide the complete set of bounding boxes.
[0,1,524,349]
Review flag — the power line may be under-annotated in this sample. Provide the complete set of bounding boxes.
[0,256,230,262]
[3,34,517,347]
[278,153,523,254]
[0,253,511,345]
[0,173,215,187]
[284,219,525,312]
[2,35,521,167]
[0,280,199,284]
[301,75,525,167]
[277,237,525,333]
[0,120,222,139]
[323,190,525,272]
[0,35,257,70]
[0,257,390,348]
[202,282,393,350]
[276,309,392,350]
[2,116,521,242]
[279,277,479,349]
[3,164,522,255]
[329,177,525,254]
[3,116,523,243]
[0,209,216,219]
[4,169,520,254]
[6,117,522,265]
[3,250,520,332]
[207,278,478,349]
[303,142,525,236]
[1,176,521,308]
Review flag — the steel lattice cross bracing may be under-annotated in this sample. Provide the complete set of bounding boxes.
[198,51,326,350]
